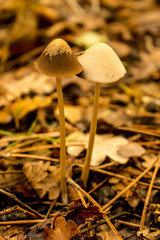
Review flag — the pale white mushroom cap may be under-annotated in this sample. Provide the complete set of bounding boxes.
[78,43,126,83]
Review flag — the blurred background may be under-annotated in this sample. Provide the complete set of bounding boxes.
[0,0,159,132]
[0,2,160,238]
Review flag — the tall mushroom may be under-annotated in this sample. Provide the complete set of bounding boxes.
[77,43,126,186]
[35,38,83,203]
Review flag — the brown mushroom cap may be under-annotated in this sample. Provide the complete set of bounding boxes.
[77,43,126,83]
[35,38,83,77]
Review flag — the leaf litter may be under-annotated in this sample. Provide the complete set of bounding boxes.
[0,0,160,239]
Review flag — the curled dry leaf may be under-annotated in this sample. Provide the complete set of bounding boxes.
[23,161,61,200]
[44,216,80,240]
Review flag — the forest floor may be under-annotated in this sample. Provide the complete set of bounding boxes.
[0,0,160,239]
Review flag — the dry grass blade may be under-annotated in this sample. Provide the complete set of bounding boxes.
[140,153,160,230]
[67,177,124,240]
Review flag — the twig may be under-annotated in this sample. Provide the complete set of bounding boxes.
[45,198,58,219]
[12,142,85,153]
[2,152,59,162]
[76,163,160,190]
[102,156,159,211]
[116,220,157,231]
[1,139,38,154]
[140,153,160,230]
[67,177,124,240]
[0,189,44,219]
[116,220,141,229]
[0,219,45,225]
[80,212,130,234]
[76,189,88,209]
[0,205,38,219]
[88,176,110,195]
[118,127,160,138]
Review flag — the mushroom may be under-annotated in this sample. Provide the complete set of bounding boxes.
[77,43,126,186]
[35,38,83,203]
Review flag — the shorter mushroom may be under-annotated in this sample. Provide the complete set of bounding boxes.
[77,43,126,186]
[35,38,82,203]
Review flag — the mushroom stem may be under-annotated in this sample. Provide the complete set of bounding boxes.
[81,82,101,186]
[56,77,67,204]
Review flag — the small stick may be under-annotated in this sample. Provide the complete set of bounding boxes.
[0,189,44,219]
[67,177,124,240]
[0,205,38,219]
[140,154,160,230]
[102,156,159,211]
[12,142,85,153]
[2,139,38,154]
[116,219,157,231]
[0,219,45,226]
[118,126,160,138]
[2,152,59,162]
[80,212,130,234]
[116,220,140,229]
[88,176,110,195]
[45,198,58,219]
[76,189,88,209]
[77,163,160,190]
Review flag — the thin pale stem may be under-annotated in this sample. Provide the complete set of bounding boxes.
[81,82,101,186]
[56,77,67,204]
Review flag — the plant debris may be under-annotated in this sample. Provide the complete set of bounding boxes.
[0,0,160,239]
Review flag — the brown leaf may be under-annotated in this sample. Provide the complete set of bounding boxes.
[67,133,146,165]
[117,142,146,158]
[68,202,102,223]
[23,161,61,200]
[44,216,79,240]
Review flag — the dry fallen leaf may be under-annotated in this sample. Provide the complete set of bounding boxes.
[0,108,12,124]
[55,104,83,124]
[44,216,80,240]
[117,142,145,158]
[23,161,61,200]
[67,133,145,165]
[10,95,53,123]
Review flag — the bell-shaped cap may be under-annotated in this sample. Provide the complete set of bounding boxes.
[35,38,83,77]
[77,43,126,83]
